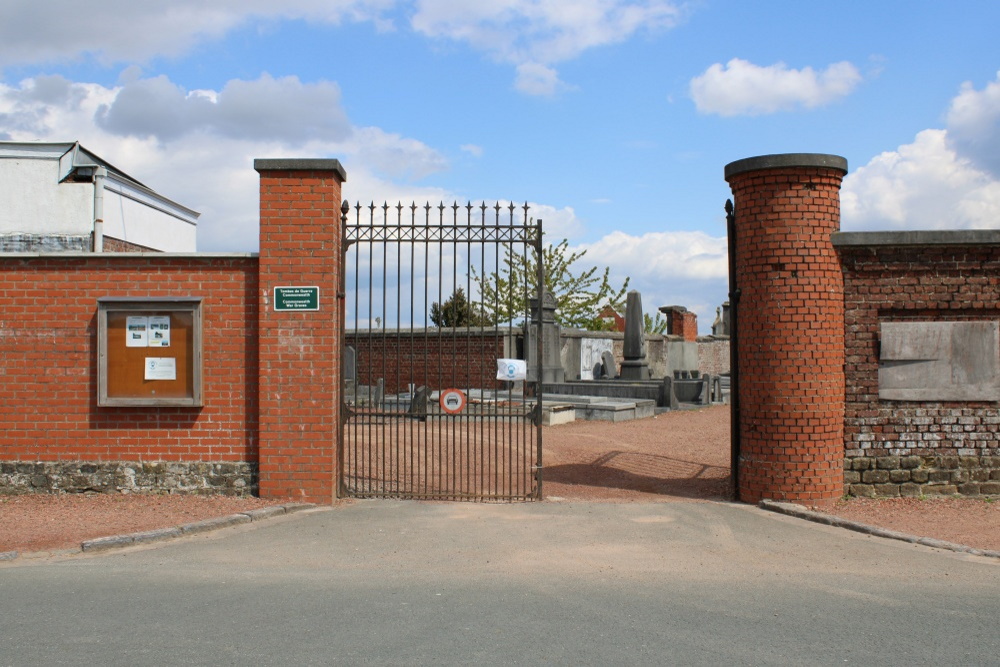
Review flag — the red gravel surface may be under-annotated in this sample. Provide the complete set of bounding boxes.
[0,494,291,554]
[2,405,997,555]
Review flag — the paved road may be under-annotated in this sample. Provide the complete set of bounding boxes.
[2,500,999,666]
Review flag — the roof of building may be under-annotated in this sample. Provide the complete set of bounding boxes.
[0,141,200,224]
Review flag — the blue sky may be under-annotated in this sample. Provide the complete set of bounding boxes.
[2,1,999,331]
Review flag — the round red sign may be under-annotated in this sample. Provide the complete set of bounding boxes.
[439,388,467,414]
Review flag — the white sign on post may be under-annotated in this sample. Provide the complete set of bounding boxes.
[496,359,527,382]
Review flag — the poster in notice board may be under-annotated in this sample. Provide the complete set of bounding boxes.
[106,311,192,400]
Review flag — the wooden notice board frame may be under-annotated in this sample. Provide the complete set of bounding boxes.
[97,298,203,407]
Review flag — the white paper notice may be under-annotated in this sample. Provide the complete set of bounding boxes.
[144,357,177,381]
[148,315,171,347]
[126,316,149,347]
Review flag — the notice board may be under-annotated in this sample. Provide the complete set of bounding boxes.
[98,299,203,407]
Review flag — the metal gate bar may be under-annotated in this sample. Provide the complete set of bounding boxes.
[340,201,543,501]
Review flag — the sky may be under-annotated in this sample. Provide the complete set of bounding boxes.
[2,1,999,332]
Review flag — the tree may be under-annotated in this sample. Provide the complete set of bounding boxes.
[474,239,629,330]
[430,288,490,328]
[644,312,667,335]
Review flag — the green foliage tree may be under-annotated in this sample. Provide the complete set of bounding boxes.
[430,287,490,328]
[474,239,629,330]
[644,311,667,335]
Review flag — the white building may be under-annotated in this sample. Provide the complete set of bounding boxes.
[0,141,199,252]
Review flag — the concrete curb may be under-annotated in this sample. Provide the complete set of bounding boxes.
[3,503,318,560]
[758,500,1000,560]
[79,502,317,553]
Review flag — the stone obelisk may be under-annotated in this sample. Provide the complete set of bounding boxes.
[618,290,649,380]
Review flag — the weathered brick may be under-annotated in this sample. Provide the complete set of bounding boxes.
[888,470,911,483]
[873,484,900,497]
[862,470,890,484]
[849,484,875,498]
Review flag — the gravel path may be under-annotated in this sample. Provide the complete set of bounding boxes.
[2,405,997,555]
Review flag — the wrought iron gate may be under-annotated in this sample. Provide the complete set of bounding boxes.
[339,200,544,501]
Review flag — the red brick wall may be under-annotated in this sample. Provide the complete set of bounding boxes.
[839,242,1000,496]
[676,312,698,341]
[662,307,698,341]
[0,255,258,463]
[725,155,847,506]
[255,159,345,502]
[346,330,509,394]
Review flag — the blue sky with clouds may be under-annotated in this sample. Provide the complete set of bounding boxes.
[2,1,999,331]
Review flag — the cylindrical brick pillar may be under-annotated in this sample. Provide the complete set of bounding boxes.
[724,154,847,506]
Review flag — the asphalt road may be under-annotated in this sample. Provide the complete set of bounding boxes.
[2,500,998,666]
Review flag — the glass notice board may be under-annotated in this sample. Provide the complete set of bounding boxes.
[97,298,203,407]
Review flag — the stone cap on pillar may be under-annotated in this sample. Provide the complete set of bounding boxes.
[724,153,847,182]
[254,158,347,182]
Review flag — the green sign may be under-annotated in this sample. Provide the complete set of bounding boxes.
[274,286,319,311]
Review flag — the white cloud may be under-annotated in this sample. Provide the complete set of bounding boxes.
[0,73,452,251]
[0,1,684,97]
[460,143,483,157]
[0,0,396,66]
[842,130,1000,231]
[530,204,586,241]
[514,62,570,97]
[945,70,1000,178]
[559,229,728,333]
[842,72,1000,231]
[411,0,685,95]
[93,73,352,144]
[578,230,727,282]
[690,58,862,116]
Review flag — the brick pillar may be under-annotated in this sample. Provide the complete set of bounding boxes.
[255,158,346,502]
[724,154,847,506]
[659,305,698,341]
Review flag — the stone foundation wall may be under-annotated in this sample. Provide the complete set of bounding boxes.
[0,461,258,496]
[844,455,1000,498]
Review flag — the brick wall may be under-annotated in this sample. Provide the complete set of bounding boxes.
[103,236,156,252]
[725,154,847,506]
[696,336,730,377]
[661,306,698,341]
[346,329,509,394]
[1,159,346,502]
[0,254,259,493]
[837,236,1000,497]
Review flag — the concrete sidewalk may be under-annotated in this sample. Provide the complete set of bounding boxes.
[2,500,998,665]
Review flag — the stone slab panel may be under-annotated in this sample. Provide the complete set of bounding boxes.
[879,321,1000,401]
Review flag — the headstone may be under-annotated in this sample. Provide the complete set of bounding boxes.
[406,385,429,421]
[580,337,613,380]
[661,376,679,410]
[601,350,617,379]
[526,289,565,384]
[344,345,357,382]
[698,374,712,406]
